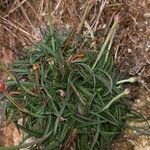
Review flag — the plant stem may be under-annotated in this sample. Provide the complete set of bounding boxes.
[4,91,29,114]
[116,77,137,85]
[71,84,86,106]
[47,1,55,51]
[101,89,130,112]
[4,91,44,118]
[92,15,119,70]
[77,2,93,34]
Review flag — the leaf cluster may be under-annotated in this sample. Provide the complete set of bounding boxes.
[2,28,130,150]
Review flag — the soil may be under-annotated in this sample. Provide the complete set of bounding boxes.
[0,0,149,149]
[114,0,150,81]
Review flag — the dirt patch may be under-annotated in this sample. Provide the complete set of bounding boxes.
[114,0,150,80]
[111,87,150,150]
[0,122,22,146]
[111,1,150,149]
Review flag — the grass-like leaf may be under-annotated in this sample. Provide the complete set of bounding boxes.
[0,16,138,150]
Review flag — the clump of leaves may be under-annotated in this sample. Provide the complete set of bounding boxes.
[0,15,136,149]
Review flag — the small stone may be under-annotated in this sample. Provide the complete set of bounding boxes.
[144,13,150,18]
[127,48,132,53]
